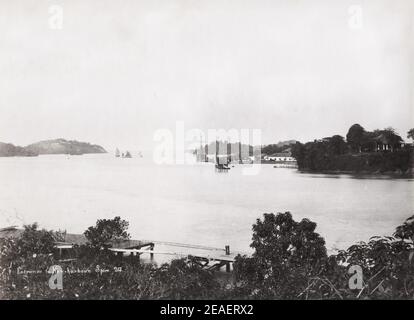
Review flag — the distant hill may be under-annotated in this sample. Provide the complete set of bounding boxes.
[261,140,298,155]
[275,140,297,147]
[25,139,107,155]
[0,142,38,157]
[0,139,107,157]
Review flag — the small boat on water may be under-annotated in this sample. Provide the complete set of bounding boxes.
[215,155,230,172]
[116,148,132,158]
[215,163,230,171]
[214,140,231,172]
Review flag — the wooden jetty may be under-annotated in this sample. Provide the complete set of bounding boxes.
[109,244,237,272]
[0,226,240,272]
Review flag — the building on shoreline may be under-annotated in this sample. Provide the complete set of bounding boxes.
[263,152,296,163]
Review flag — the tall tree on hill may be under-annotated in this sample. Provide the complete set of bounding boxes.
[382,127,403,149]
[407,128,414,142]
[346,124,366,153]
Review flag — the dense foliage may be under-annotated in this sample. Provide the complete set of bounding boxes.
[408,128,414,142]
[261,141,297,156]
[233,212,414,299]
[84,216,130,249]
[1,214,413,300]
[292,124,413,174]
[232,212,327,299]
[0,220,226,300]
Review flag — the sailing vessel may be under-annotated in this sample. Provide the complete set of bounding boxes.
[214,140,230,172]
[124,151,132,158]
[196,135,208,162]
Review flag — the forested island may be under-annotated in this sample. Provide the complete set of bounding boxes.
[0,139,107,157]
[291,125,414,175]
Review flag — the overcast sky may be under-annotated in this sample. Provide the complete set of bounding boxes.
[0,0,413,151]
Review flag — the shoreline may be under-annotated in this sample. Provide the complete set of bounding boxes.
[296,168,414,179]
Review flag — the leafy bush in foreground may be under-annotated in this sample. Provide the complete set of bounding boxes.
[233,212,327,299]
[1,214,413,300]
[84,216,130,249]
[0,222,224,300]
[233,212,414,300]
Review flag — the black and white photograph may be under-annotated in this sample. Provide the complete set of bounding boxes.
[0,0,413,306]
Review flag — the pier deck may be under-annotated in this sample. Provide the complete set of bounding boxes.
[0,226,241,272]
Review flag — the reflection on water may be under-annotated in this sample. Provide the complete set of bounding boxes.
[0,154,413,254]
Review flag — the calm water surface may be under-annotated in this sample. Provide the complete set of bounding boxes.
[0,154,413,253]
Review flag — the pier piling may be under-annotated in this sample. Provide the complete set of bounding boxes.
[225,245,231,272]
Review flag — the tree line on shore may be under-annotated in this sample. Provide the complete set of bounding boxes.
[291,125,414,174]
[1,213,413,300]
